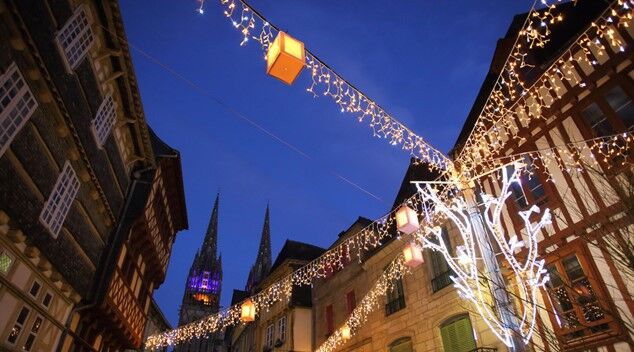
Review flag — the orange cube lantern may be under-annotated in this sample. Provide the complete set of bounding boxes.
[395,205,420,235]
[266,31,305,85]
[240,298,256,322]
[403,242,424,268]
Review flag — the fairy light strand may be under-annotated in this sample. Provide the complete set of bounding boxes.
[457,0,632,175]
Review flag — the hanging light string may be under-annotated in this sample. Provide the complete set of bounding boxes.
[461,131,634,181]
[315,255,409,352]
[212,0,454,171]
[457,0,632,175]
[145,185,455,349]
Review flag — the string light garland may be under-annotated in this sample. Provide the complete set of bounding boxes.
[206,0,452,171]
[457,0,632,175]
[157,1,634,351]
[414,164,552,347]
[315,256,409,352]
[145,188,454,350]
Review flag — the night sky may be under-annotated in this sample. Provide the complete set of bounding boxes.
[119,1,532,327]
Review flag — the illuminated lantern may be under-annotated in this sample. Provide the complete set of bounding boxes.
[266,31,305,85]
[395,205,419,235]
[402,242,424,268]
[240,298,256,322]
[341,324,351,340]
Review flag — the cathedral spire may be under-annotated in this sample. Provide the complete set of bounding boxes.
[202,193,219,255]
[256,204,272,273]
[246,204,272,291]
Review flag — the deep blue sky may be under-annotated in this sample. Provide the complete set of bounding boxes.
[119,0,531,327]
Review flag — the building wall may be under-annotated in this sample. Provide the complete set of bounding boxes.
[0,211,79,352]
[312,222,505,352]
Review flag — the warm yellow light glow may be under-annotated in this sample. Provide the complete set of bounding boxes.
[240,299,256,322]
[266,31,305,85]
[403,242,424,268]
[395,205,419,235]
[341,325,351,340]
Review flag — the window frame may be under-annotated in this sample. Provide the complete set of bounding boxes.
[22,314,43,352]
[91,94,117,148]
[41,290,53,309]
[428,227,454,293]
[439,314,477,352]
[277,315,286,342]
[39,161,80,238]
[54,4,95,71]
[0,249,15,276]
[542,240,622,347]
[6,305,31,345]
[0,62,38,158]
[385,277,406,316]
[28,279,42,299]
[265,323,275,348]
[346,290,356,315]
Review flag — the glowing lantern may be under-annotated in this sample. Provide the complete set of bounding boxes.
[341,324,351,340]
[240,299,256,322]
[395,205,419,235]
[266,32,305,85]
[402,242,424,268]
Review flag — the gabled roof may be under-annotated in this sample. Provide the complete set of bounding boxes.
[452,1,609,155]
[269,239,326,273]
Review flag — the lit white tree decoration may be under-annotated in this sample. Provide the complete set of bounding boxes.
[414,164,551,349]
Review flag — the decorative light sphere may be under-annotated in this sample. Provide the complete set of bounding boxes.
[240,298,256,322]
[341,325,351,340]
[402,242,424,268]
[395,205,420,235]
[266,31,305,85]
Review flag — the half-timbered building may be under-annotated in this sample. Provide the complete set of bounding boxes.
[0,0,187,350]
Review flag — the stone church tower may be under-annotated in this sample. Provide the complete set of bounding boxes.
[245,205,273,292]
[177,194,224,352]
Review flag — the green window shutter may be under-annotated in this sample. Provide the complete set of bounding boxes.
[440,316,476,352]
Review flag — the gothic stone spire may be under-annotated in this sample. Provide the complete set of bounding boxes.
[246,204,272,291]
[202,193,219,256]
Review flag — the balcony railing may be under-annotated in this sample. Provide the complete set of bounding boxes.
[469,348,497,352]
[431,269,454,293]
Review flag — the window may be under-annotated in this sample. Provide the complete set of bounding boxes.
[39,161,80,237]
[389,337,413,352]
[91,95,117,148]
[604,85,634,130]
[506,156,546,209]
[29,280,41,298]
[277,316,286,342]
[440,315,477,352]
[0,250,14,275]
[385,277,405,316]
[0,63,38,157]
[22,316,43,351]
[429,227,453,293]
[346,290,356,314]
[546,253,612,342]
[7,306,30,344]
[325,304,334,336]
[581,103,614,137]
[42,292,53,308]
[265,324,274,348]
[55,5,95,70]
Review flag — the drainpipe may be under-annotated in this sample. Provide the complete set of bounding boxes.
[56,167,154,352]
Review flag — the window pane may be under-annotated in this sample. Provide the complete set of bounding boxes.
[605,86,634,130]
[563,256,583,281]
[581,103,613,137]
[0,251,13,274]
